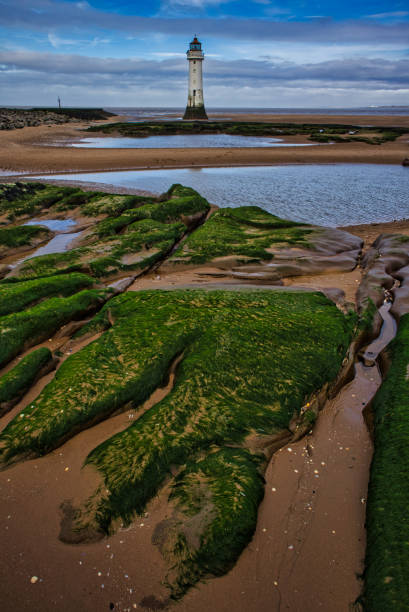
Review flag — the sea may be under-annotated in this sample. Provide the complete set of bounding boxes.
[104,106,409,120]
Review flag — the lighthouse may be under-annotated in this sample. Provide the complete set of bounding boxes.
[183,36,208,121]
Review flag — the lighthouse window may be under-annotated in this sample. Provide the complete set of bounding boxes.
[193,90,196,96]
[193,61,196,64]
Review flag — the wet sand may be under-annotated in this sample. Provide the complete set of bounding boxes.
[0,114,408,174]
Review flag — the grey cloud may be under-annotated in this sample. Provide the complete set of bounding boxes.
[0,0,409,44]
[1,50,408,89]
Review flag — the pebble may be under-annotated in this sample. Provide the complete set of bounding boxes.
[30,576,38,584]
[271,487,277,492]
[273,581,278,587]
[288,545,294,550]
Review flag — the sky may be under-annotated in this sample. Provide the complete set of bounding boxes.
[0,0,408,108]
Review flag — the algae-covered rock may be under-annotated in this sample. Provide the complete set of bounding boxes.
[0,288,356,597]
[357,234,409,315]
[0,347,55,416]
[161,206,362,281]
[2,182,210,282]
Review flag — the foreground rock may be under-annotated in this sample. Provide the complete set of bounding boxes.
[161,206,363,283]
[357,233,409,318]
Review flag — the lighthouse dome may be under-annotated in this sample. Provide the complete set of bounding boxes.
[189,36,202,51]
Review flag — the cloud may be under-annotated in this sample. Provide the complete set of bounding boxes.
[368,11,409,19]
[1,1,408,45]
[1,49,407,90]
[161,0,230,6]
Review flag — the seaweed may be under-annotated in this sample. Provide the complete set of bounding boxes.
[169,206,313,265]
[0,347,53,416]
[2,182,209,281]
[0,287,112,367]
[363,313,409,611]
[0,225,51,250]
[0,272,95,316]
[0,289,354,522]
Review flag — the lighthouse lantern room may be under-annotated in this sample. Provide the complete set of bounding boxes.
[183,36,208,121]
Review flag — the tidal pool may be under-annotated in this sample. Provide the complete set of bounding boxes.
[70,135,316,149]
[23,232,82,260]
[9,220,82,271]
[34,164,409,227]
[24,218,78,232]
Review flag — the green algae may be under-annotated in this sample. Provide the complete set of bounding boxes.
[363,313,409,612]
[0,225,51,250]
[13,248,90,280]
[0,288,355,597]
[0,347,53,416]
[169,206,313,265]
[0,182,155,220]
[0,287,112,368]
[86,120,407,145]
[0,272,95,316]
[3,182,209,281]
[159,447,265,598]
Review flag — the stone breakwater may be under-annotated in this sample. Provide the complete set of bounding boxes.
[0,109,76,130]
[0,108,116,131]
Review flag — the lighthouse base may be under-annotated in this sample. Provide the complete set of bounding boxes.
[183,105,208,121]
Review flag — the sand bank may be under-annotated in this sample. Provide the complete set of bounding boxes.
[0,114,408,174]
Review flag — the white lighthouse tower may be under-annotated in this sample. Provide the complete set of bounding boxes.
[183,36,208,121]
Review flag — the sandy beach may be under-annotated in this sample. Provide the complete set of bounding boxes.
[0,113,408,612]
[0,113,408,175]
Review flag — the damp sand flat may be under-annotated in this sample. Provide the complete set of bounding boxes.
[1,115,409,175]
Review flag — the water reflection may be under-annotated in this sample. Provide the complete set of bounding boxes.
[70,135,316,149]
[34,164,409,227]
[24,218,78,232]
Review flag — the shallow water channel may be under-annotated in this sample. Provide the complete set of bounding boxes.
[36,164,409,227]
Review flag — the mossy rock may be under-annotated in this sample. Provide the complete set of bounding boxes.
[364,313,409,612]
[0,288,356,597]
